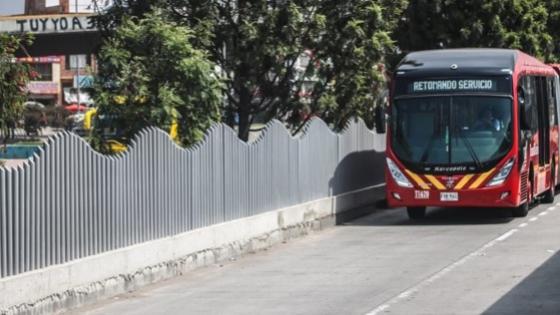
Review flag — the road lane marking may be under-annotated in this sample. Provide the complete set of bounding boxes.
[529,217,538,222]
[365,228,520,315]
[518,223,529,228]
[547,206,555,210]
[496,229,518,241]
[539,211,548,216]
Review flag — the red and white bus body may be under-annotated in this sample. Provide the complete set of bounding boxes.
[385,49,559,216]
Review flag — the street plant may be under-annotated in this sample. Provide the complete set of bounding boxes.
[93,9,222,150]
[0,33,34,148]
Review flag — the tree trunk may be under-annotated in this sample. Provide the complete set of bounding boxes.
[237,87,251,142]
[238,108,250,142]
[224,107,236,128]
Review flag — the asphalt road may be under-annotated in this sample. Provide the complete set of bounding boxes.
[72,202,560,315]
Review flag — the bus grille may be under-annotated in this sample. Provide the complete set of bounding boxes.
[520,171,528,200]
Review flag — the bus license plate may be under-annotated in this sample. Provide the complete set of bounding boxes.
[415,190,430,199]
[440,192,458,202]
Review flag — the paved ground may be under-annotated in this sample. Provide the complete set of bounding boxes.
[71,202,560,315]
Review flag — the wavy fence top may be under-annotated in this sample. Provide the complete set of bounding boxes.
[0,117,385,279]
[1,117,384,169]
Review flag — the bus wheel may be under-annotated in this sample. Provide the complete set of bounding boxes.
[512,202,529,217]
[542,163,555,204]
[407,207,426,220]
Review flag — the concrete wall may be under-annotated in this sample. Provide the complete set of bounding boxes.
[0,184,384,314]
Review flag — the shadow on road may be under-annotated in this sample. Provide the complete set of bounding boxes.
[346,206,515,226]
[482,251,560,314]
[329,149,386,225]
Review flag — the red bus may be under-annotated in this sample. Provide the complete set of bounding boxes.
[382,49,559,219]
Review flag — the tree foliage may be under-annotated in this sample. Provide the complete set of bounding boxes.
[169,0,405,138]
[305,0,403,131]
[0,34,34,146]
[395,0,554,62]
[98,0,405,140]
[93,9,222,150]
[96,0,560,143]
[544,0,560,62]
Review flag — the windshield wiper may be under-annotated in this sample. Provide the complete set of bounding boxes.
[455,128,482,169]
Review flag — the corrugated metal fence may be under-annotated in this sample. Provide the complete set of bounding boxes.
[0,118,385,279]
[0,128,27,139]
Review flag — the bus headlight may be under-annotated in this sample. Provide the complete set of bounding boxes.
[387,158,413,188]
[486,158,515,187]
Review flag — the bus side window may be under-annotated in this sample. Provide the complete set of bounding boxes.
[525,76,539,133]
[548,77,558,126]
[556,76,560,127]
[535,76,550,166]
[519,76,530,130]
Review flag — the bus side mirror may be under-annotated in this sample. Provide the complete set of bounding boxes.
[518,88,532,130]
[374,106,386,134]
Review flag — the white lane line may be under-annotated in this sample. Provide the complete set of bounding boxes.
[496,229,518,241]
[518,222,529,228]
[529,217,539,222]
[365,229,519,315]
[547,206,555,210]
[539,211,548,216]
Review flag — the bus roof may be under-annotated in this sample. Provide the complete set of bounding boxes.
[396,48,550,78]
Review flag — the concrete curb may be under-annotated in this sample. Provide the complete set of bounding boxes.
[0,185,384,315]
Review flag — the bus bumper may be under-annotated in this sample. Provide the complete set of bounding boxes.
[386,185,519,208]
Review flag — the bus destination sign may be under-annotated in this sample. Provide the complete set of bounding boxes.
[409,79,498,93]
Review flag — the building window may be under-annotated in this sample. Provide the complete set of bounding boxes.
[66,54,91,70]
[30,63,53,81]
[45,0,60,7]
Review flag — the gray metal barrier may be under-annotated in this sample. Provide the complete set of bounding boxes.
[0,118,385,278]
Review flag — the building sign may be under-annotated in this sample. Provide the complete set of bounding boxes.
[17,56,61,63]
[74,75,94,88]
[28,82,59,94]
[409,79,498,93]
[0,14,97,34]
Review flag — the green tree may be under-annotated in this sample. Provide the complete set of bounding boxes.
[0,34,34,147]
[99,0,405,140]
[544,0,560,62]
[169,0,406,138]
[304,0,403,130]
[93,9,222,150]
[395,0,554,62]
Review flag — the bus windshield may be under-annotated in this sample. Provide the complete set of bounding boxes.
[391,96,513,169]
